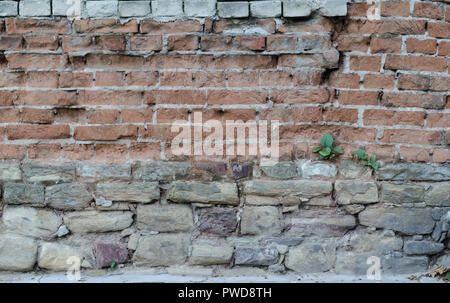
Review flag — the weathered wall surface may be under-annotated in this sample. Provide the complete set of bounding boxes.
[0,0,449,276]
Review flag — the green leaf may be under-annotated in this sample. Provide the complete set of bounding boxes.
[362,160,369,166]
[333,146,344,154]
[319,154,326,160]
[312,146,322,153]
[321,133,333,148]
[370,154,376,163]
[371,162,379,170]
[319,147,332,156]
[445,273,450,281]
[353,150,367,160]
[329,153,336,159]
[110,261,117,270]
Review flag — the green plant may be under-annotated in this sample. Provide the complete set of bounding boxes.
[312,133,344,160]
[110,261,117,270]
[353,150,378,170]
[445,273,450,281]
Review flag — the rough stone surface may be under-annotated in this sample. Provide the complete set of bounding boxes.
[63,211,133,234]
[118,1,151,17]
[96,182,160,203]
[136,204,194,232]
[381,183,425,204]
[80,164,131,180]
[343,229,403,253]
[234,247,278,266]
[285,209,356,237]
[3,206,61,238]
[19,0,51,16]
[359,207,435,235]
[0,1,18,16]
[152,0,183,16]
[46,184,93,210]
[94,241,129,268]
[403,241,444,255]
[197,207,238,236]
[250,1,282,18]
[299,160,337,178]
[190,244,233,265]
[285,240,336,273]
[0,234,37,271]
[283,0,312,17]
[4,183,45,206]
[260,162,297,179]
[320,0,347,17]
[240,206,284,236]
[133,162,191,181]
[23,164,75,184]
[335,181,379,205]
[232,162,252,179]
[167,182,239,205]
[38,242,82,271]
[382,254,428,274]
[86,1,118,17]
[217,1,249,18]
[425,183,450,207]
[133,234,190,266]
[339,160,372,179]
[184,0,217,17]
[378,163,450,181]
[0,163,22,181]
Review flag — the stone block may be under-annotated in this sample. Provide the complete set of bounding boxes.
[335,180,379,205]
[0,163,21,181]
[241,206,284,236]
[283,0,312,17]
[0,234,37,271]
[167,182,239,205]
[425,183,450,207]
[4,183,45,206]
[218,1,249,18]
[133,161,191,181]
[19,0,51,16]
[197,207,238,236]
[0,1,18,16]
[285,240,336,273]
[23,164,75,184]
[403,241,444,255]
[46,183,93,210]
[184,0,217,17]
[190,244,233,265]
[38,242,83,271]
[151,0,183,16]
[118,1,151,17]
[381,183,425,204]
[136,204,194,232]
[94,241,128,268]
[378,163,450,181]
[85,1,118,17]
[64,211,133,234]
[250,1,282,18]
[96,182,160,203]
[3,206,61,238]
[260,161,298,179]
[234,247,278,266]
[133,234,190,266]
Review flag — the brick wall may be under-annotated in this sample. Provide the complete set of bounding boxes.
[0,0,449,277]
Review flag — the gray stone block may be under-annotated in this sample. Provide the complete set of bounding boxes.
[19,0,51,16]
[235,247,279,266]
[136,204,194,232]
[184,0,216,17]
[217,1,249,18]
[118,1,151,17]
[283,0,312,17]
[151,0,183,16]
[85,1,118,17]
[0,1,18,16]
[46,184,93,210]
[250,1,282,17]
[4,183,45,206]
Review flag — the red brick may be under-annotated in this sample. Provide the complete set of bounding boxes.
[430,76,450,91]
[270,89,330,104]
[381,1,410,17]
[438,41,450,56]
[336,35,370,52]
[27,71,58,88]
[156,108,189,123]
[79,90,142,106]
[207,90,267,105]
[406,38,437,55]
[347,2,373,17]
[323,108,358,123]
[140,20,202,34]
[6,18,69,34]
[385,55,447,72]
[216,19,276,34]
[398,74,430,90]
[363,109,395,126]
[223,109,257,121]
[267,35,297,51]
[59,72,93,88]
[345,20,426,35]
[95,36,126,51]
[338,91,379,106]
[260,71,293,87]
[129,142,161,160]
[399,147,430,162]
[428,22,450,38]
[121,108,154,123]
[125,71,159,86]
[0,108,20,123]
[62,36,93,52]
[130,36,162,51]
[350,56,381,72]
[370,37,402,54]
[73,54,146,70]
[233,36,265,51]
[395,111,425,126]
[292,71,322,86]
[7,125,70,140]
[413,2,443,19]
[87,110,120,124]
[94,144,128,163]
[95,71,125,87]
[363,74,395,90]
[74,19,138,33]
[228,72,259,87]
[380,129,440,145]
[21,108,54,124]
[140,125,181,140]
[28,143,61,159]
[0,72,25,87]
[201,36,232,51]
[167,35,199,51]
[74,125,138,141]
[432,148,450,163]
[0,144,26,159]
[160,72,193,87]
[6,54,67,69]
[382,93,445,109]
[25,36,58,51]
[427,113,450,128]
[13,90,77,107]
[0,36,22,50]
[329,73,360,89]
[194,72,226,88]
[145,90,206,105]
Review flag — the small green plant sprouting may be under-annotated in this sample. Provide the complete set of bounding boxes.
[110,261,117,270]
[312,133,344,160]
[445,272,450,282]
[353,150,378,170]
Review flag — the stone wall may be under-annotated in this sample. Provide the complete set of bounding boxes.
[0,0,449,276]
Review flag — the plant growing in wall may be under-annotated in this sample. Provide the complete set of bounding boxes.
[353,150,378,170]
[312,133,344,160]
